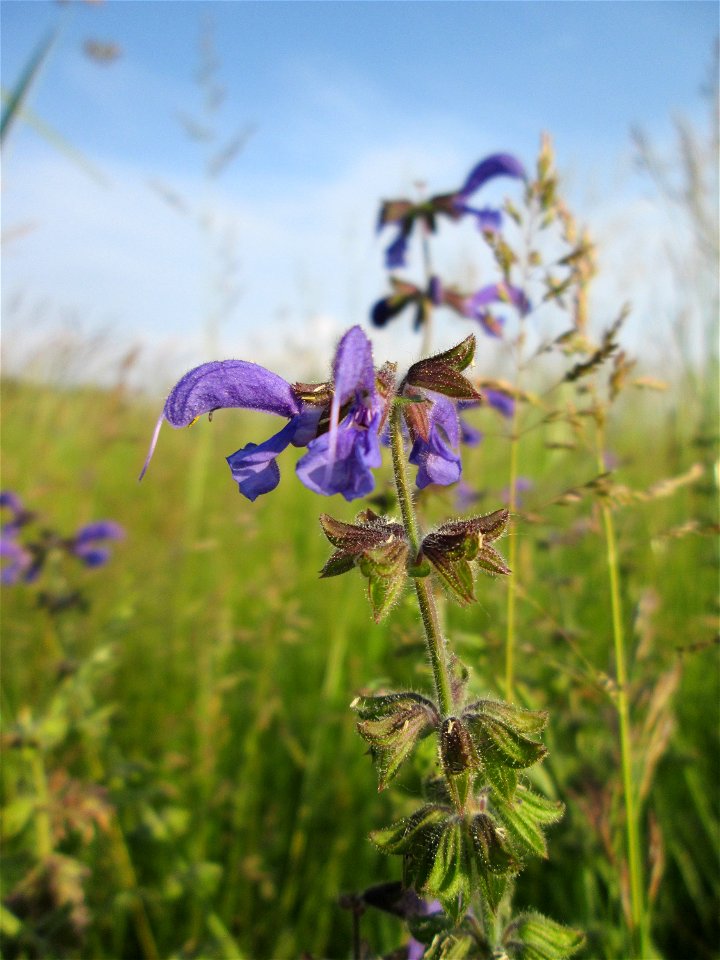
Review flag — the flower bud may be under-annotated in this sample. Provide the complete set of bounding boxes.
[440,716,477,776]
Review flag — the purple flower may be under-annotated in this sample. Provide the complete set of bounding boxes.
[141,326,394,503]
[377,153,525,268]
[485,388,515,419]
[408,391,461,489]
[0,534,33,586]
[502,476,533,506]
[455,479,483,511]
[71,521,125,568]
[457,401,484,447]
[370,277,432,331]
[373,277,530,341]
[462,281,531,338]
[0,491,34,535]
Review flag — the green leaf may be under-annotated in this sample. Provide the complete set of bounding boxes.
[503,912,585,960]
[1,796,36,840]
[1,29,58,145]
[0,904,22,938]
[491,784,564,859]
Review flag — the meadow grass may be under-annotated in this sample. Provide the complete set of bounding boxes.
[1,367,717,959]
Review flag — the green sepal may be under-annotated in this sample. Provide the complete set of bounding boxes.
[467,714,547,771]
[422,818,474,920]
[372,806,517,921]
[426,334,477,372]
[352,693,440,790]
[319,553,356,578]
[482,761,519,801]
[466,699,549,737]
[475,544,511,576]
[478,866,513,914]
[422,511,511,606]
[407,910,457,946]
[358,539,409,622]
[423,931,478,960]
[393,393,431,407]
[469,813,517,875]
[371,803,447,857]
[319,512,409,622]
[424,550,476,605]
[491,784,564,860]
[503,912,585,960]
[404,360,483,401]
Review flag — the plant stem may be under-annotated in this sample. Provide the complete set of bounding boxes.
[595,426,648,958]
[504,395,520,701]
[30,750,53,859]
[389,404,452,717]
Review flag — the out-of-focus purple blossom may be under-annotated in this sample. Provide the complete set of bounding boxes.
[372,276,531,343]
[371,277,429,331]
[459,418,483,446]
[602,449,620,471]
[457,400,483,447]
[462,281,531,338]
[377,153,525,268]
[71,521,125,568]
[502,476,534,506]
[428,275,443,306]
[1,535,33,585]
[455,154,526,203]
[485,388,516,419]
[0,491,34,535]
[455,479,484,512]
[142,327,395,503]
[406,898,443,960]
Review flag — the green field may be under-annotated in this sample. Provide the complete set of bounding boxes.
[1,363,717,959]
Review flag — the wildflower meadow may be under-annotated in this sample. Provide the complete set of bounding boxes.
[1,8,718,960]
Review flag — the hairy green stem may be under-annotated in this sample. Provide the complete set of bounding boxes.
[595,428,648,958]
[389,404,452,717]
[504,398,520,701]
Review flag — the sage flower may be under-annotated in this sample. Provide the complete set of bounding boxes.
[71,521,125,567]
[0,534,33,586]
[377,153,525,268]
[371,275,530,340]
[141,327,395,502]
[408,391,462,489]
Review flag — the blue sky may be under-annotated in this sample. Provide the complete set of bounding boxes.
[2,0,717,385]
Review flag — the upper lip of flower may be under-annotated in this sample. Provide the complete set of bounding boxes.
[140,326,396,502]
